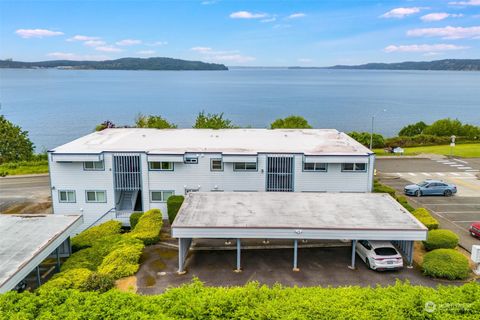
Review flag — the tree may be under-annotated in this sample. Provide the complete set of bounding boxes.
[423,118,463,137]
[95,120,116,132]
[398,121,427,136]
[193,111,235,129]
[270,115,312,129]
[0,115,34,163]
[135,114,177,129]
[348,131,385,148]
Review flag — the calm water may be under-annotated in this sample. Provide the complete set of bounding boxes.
[1,68,479,151]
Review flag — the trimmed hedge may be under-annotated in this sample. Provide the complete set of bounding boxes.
[412,208,439,230]
[2,281,480,319]
[373,180,396,197]
[97,239,144,279]
[167,195,184,224]
[423,229,459,251]
[395,196,415,212]
[129,212,144,229]
[38,268,92,292]
[127,209,163,245]
[422,249,471,280]
[71,220,122,252]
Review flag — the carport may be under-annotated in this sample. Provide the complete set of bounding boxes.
[171,192,427,273]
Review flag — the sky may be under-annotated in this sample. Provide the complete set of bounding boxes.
[1,0,480,66]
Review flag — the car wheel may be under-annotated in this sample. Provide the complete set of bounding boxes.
[444,190,452,197]
[366,259,372,270]
[472,232,477,237]
[415,190,421,197]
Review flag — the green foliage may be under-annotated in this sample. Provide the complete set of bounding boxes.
[167,195,185,224]
[395,196,415,212]
[38,268,92,292]
[94,120,116,131]
[2,280,480,319]
[398,121,428,136]
[80,272,115,293]
[71,220,122,252]
[385,134,453,148]
[424,118,480,138]
[0,115,34,163]
[97,239,144,279]
[423,229,459,251]
[412,208,439,230]
[0,158,48,176]
[129,212,144,229]
[270,115,312,129]
[193,111,235,129]
[373,180,396,197]
[422,249,471,280]
[348,131,385,148]
[135,114,177,129]
[127,209,163,245]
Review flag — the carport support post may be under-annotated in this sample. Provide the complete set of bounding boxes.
[234,238,242,272]
[348,240,357,270]
[36,266,41,287]
[55,247,61,272]
[293,239,300,272]
[177,238,191,275]
[407,241,414,268]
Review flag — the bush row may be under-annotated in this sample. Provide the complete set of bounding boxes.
[71,220,122,252]
[422,249,471,280]
[373,180,414,212]
[412,208,439,230]
[126,209,163,245]
[167,195,185,224]
[2,280,479,319]
[423,229,459,251]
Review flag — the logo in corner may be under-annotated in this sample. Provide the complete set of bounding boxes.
[425,301,436,313]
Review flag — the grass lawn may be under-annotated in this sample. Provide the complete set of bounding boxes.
[0,159,49,176]
[374,143,480,158]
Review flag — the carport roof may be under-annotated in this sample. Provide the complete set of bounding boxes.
[172,192,427,241]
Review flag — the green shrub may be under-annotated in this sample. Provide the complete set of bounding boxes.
[127,209,163,245]
[129,212,144,229]
[80,272,115,292]
[412,208,439,230]
[71,220,122,251]
[423,229,459,251]
[395,196,415,212]
[97,239,144,279]
[167,195,184,224]
[422,249,470,280]
[373,180,396,197]
[38,268,92,292]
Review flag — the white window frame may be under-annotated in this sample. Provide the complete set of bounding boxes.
[58,190,76,203]
[341,163,367,172]
[150,190,174,202]
[210,159,223,171]
[149,161,174,171]
[85,190,107,203]
[83,161,104,171]
[303,162,327,172]
[233,162,257,171]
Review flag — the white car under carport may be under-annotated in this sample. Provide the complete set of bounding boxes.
[356,240,404,271]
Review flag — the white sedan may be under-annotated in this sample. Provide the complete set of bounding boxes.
[356,240,404,271]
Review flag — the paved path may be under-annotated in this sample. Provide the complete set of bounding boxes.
[0,175,51,214]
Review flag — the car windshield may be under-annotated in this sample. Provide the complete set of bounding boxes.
[374,247,398,256]
[417,182,429,187]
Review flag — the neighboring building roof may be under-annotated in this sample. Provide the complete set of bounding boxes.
[50,128,372,156]
[0,214,83,293]
[172,192,427,241]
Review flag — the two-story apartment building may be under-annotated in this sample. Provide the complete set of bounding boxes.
[48,128,375,230]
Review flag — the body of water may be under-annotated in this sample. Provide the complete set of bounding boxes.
[0,68,479,151]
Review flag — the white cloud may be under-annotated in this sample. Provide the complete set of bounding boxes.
[287,13,306,19]
[407,25,480,39]
[449,0,480,5]
[384,43,468,53]
[137,50,156,56]
[191,46,213,53]
[191,46,255,64]
[83,40,106,47]
[95,46,123,52]
[116,39,142,46]
[261,17,277,23]
[298,58,313,63]
[147,41,168,46]
[15,29,64,38]
[420,13,463,21]
[47,52,110,61]
[201,0,218,4]
[381,7,422,19]
[229,11,268,19]
[67,35,100,42]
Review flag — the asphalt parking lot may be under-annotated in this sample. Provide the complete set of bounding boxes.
[0,174,51,214]
[136,243,449,294]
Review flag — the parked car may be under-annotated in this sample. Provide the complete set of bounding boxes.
[356,240,403,271]
[404,180,457,197]
[469,222,480,238]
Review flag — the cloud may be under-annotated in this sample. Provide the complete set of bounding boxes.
[201,0,218,4]
[381,7,422,19]
[298,58,313,63]
[67,35,100,42]
[287,13,306,19]
[448,0,480,5]
[229,11,268,19]
[261,17,277,23]
[15,29,64,38]
[116,39,142,46]
[147,41,168,46]
[191,46,213,53]
[191,46,255,63]
[136,50,156,56]
[420,13,463,21]
[95,46,123,52]
[83,40,106,47]
[47,52,110,61]
[384,43,468,53]
[407,25,480,39]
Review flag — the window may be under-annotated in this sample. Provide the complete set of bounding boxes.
[210,159,223,171]
[151,190,174,202]
[59,190,75,203]
[303,162,327,172]
[342,163,367,172]
[83,161,104,171]
[233,162,257,171]
[359,240,372,250]
[184,157,198,164]
[149,161,174,171]
[86,190,106,203]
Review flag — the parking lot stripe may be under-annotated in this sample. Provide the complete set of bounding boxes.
[466,169,480,172]
[458,167,472,170]
[421,173,431,176]
[408,173,416,176]
[435,172,445,176]
[449,164,463,167]
[450,172,460,176]
[454,159,469,164]
[452,220,478,223]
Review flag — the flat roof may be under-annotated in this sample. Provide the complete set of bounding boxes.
[172,192,427,241]
[0,214,83,293]
[50,128,372,156]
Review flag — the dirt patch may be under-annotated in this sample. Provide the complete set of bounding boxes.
[144,275,157,287]
[413,241,426,267]
[2,198,52,214]
[116,276,137,293]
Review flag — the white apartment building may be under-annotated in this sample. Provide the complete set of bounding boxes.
[48,128,375,230]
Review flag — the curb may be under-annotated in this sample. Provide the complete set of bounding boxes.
[0,173,49,179]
